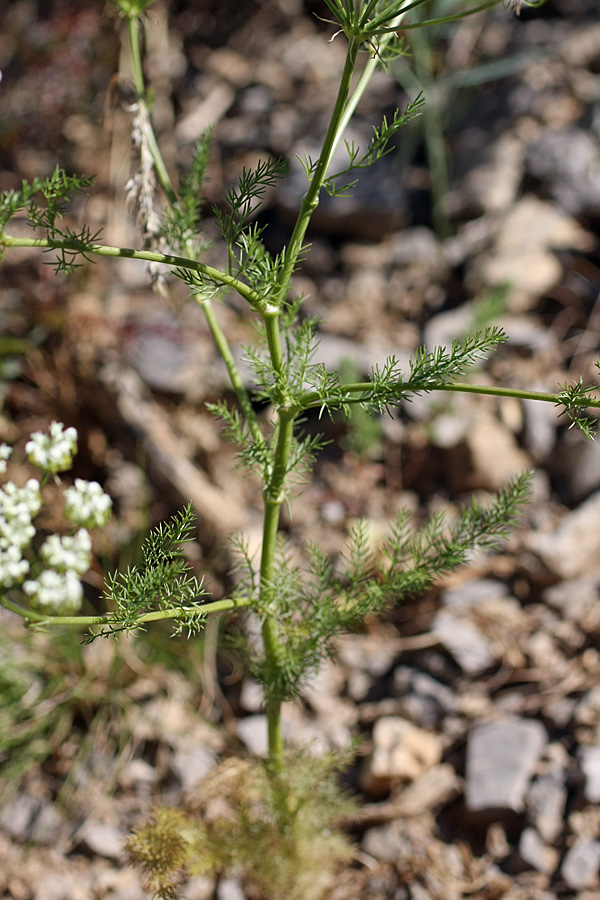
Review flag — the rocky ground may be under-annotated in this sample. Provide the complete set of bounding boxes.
[1,0,600,898]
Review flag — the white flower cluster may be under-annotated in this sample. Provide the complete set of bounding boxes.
[65,479,112,529]
[0,443,12,475]
[26,421,78,473]
[40,530,92,576]
[0,423,113,616]
[23,569,84,616]
[0,479,41,589]
[0,547,29,590]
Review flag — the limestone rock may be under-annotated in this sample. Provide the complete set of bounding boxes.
[432,610,495,676]
[361,717,443,795]
[465,716,547,813]
[580,747,600,804]
[561,838,600,890]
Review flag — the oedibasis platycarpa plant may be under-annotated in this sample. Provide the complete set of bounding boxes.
[0,1,597,897]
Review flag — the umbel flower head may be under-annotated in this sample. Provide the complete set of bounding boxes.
[40,529,92,576]
[23,569,83,616]
[0,443,12,475]
[0,423,113,616]
[65,479,112,529]
[26,421,78,473]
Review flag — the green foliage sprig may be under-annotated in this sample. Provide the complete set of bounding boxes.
[234,470,531,707]
[89,504,209,642]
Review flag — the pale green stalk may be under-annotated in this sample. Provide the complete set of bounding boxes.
[297,381,600,410]
[275,37,361,305]
[126,13,176,206]
[0,593,252,629]
[0,234,265,307]
[255,34,379,768]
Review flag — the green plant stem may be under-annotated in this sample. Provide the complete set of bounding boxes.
[331,8,409,159]
[127,14,146,97]
[258,400,296,771]
[409,23,450,238]
[376,0,505,32]
[263,309,286,391]
[276,38,361,305]
[0,593,253,629]
[297,380,600,411]
[248,45,375,771]
[126,12,177,206]
[195,294,264,446]
[0,233,266,310]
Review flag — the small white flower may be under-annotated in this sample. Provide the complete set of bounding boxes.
[0,513,35,550]
[65,479,112,529]
[26,421,78,473]
[0,545,29,588]
[40,529,92,576]
[0,479,41,550]
[23,569,83,615]
[0,443,12,475]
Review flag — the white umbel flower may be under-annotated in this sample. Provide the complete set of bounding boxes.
[40,529,92,576]
[0,479,41,549]
[26,421,78,473]
[23,569,83,615]
[0,443,12,475]
[0,545,29,588]
[65,479,112,529]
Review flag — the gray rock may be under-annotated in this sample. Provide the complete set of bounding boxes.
[0,792,42,841]
[171,746,217,791]
[432,610,495,675]
[527,128,600,217]
[236,714,269,756]
[280,127,407,239]
[361,717,442,795]
[526,491,600,579]
[180,876,215,900]
[216,878,246,900]
[391,667,455,727]
[561,838,600,890]
[543,576,600,624]
[118,758,158,791]
[526,766,568,843]
[465,717,547,813]
[519,827,558,875]
[32,871,90,900]
[29,803,66,846]
[94,868,148,900]
[409,883,434,900]
[580,747,600,803]
[77,821,125,860]
[440,578,509,610]
[362,821,408,864]
[239,677,265,712]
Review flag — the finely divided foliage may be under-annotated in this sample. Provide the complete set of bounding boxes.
[0,1,597,898]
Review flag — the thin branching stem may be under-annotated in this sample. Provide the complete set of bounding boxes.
[0,593,253,629]
[196,294,264,446]
[275,38,361,305]
[258,410,296,771]
[297,380,600,411]
[126,12,177,205]
[0,234,265,309]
